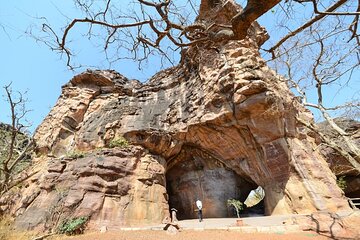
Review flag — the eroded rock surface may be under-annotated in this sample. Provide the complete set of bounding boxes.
[14,147,168,231]
[317,118,360,198]
[7,0,353,232]
[297,211,360,239]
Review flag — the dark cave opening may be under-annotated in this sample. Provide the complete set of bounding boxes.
[165,146,257,220]
[342,176,360,209]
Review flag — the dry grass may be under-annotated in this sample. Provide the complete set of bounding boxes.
[0,216,36,240]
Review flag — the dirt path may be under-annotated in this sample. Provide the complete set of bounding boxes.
[50,230,330,240]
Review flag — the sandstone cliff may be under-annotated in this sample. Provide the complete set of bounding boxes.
[317,118,360,198]
[6,0,351,232]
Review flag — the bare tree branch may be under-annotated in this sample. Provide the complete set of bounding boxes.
[1,84,33,196]
[231,0,281,39]
[309,0,360,16]
[37,0,283,69]
[267,0,348,56]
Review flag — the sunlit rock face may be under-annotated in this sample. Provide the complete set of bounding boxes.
[8,0,351,232]
[14,147,169,231]
[14,40,350,231]
[317,119,360,198]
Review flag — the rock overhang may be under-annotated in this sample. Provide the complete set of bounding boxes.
[11,27,352,232]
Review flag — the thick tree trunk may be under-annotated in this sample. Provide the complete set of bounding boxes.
[199,0,281,40]
[231,0,281,39]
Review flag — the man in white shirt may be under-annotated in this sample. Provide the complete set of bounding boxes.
[196,199,203,222]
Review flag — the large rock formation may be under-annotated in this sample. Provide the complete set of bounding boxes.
[6,0,351,232]
[317,118,360,198]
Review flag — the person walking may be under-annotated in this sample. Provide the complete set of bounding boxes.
[196,199,203,222]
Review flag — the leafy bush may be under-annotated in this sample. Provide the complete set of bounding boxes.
[58,216,88,235]
[336,176,347,191]
[227,199,244,218]
[109,136,129,148]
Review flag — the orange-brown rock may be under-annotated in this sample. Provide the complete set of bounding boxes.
[297,211,360,239]
[6,0,353,232]
[14,147,168,231]
[317,118,360,198]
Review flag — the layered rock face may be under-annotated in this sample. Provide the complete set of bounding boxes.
[10,1,351,232]
[14,147,168,230]
[318,119,360,198]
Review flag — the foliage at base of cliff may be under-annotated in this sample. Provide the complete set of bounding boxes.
[0,123,32,181]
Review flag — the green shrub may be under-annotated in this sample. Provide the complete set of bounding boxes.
[58,216,88,235]
[227,199,244,218]
[109,136,129,148]
[336,176,347,191]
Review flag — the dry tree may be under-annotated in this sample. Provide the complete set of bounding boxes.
[33,0,360,171]
[0,83,35,197]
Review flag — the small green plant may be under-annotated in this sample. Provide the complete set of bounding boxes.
[336,176,347,191]
[58,216,88,235]
[109,136,129,148]
[66,150,85,159]
[227,199,244,218]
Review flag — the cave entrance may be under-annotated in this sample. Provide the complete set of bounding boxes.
[342,176,360,209]
[166,146,257,220]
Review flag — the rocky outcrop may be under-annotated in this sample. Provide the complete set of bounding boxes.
[8,0,352,232]
[317,118,360,198]
[297,211,360,239]
[14,147,168,231]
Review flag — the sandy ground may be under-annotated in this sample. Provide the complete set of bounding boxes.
[48,230,330,240]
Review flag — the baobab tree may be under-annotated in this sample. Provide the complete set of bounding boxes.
[39,0,283,68]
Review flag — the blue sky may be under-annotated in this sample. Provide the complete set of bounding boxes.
[1,0,359,133]
[0,0,161,132]
[1,1,78,131]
